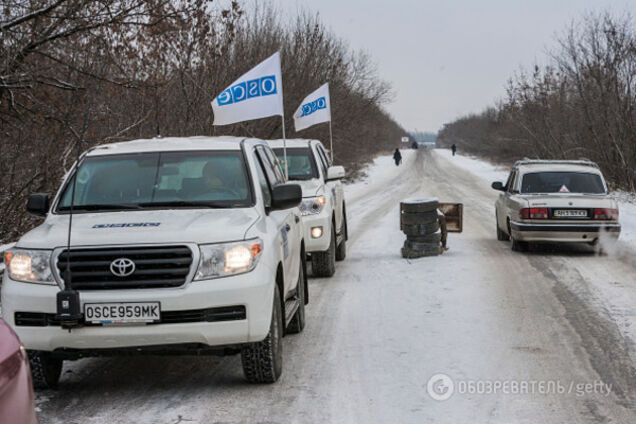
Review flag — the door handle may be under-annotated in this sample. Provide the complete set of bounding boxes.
[294,215,300,223]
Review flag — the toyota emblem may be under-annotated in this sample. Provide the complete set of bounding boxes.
[110,258,136,277]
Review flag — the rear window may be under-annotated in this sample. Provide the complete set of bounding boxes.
[520,172,606,194]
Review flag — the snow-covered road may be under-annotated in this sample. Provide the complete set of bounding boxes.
[37,149,636,423]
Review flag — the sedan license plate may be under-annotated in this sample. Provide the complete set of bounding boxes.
[84,302,160,325]
[553,209,588,218]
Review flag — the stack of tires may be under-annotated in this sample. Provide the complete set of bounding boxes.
[400,198,442,258]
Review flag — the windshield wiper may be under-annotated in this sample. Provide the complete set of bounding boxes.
[137,201,235,209]
[59,204,143,212]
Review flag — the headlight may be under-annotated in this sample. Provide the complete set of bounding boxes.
[299,195,327,216]
[4,249,55,284]
[195,239,263,281]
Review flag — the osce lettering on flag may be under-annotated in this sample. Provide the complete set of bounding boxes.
[212,52,283,125]
[294,83,331,132]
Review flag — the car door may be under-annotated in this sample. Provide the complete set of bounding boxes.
[315,143,344,233]
[503,170,522,224]
[255,146,301,293]
[497,170,515,230]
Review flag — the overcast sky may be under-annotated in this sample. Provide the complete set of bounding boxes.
[269,0,636,133]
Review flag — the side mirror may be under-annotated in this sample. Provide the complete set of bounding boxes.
[26,193,50,217]
[491,182,505,192]
[271,184,302,211]
[326,165,345,182]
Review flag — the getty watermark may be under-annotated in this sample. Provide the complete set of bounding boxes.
[426,373,612,401]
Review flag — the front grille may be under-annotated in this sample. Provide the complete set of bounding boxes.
[14,306,246,327]
[56,246,193,290]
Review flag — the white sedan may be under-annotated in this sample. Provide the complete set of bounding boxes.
[492,159,620,251]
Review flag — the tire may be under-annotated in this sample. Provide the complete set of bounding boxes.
[28,351,63,390]
[406,231,442,244]
[287,259,306,334]
[401,245,441,258]
[404,240,441,251]
[496,214,510,241]
[241,285,283,383]
[400,198,439,213]
[401,221,440,236]
[335,214,347,262]
[511,237,528,252]
[312,225,336,277]
[400,210,439,226]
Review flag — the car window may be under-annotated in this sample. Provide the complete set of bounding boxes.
[263,147,286,182]
[507,170,517,193]
[57,151,253,211]
[273,147,319,180]
[255,146,283,187]
[313,145,329,177]
[520,172,606,194]
[253,153,272,208]
[317,144,332,167]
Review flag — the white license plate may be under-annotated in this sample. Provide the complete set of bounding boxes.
[84,302,160,325]
[553,209,587,218]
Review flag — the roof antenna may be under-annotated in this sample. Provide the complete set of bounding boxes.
[56,140,83,330]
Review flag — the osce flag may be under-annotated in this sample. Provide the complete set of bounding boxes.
[212,52,284,125]
[293,83,331,132]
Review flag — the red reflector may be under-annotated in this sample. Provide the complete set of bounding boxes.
[593,208,619,220]
[520,207,548,220]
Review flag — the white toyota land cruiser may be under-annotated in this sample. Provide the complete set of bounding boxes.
[269,139,347,277]
[1,136,308,387]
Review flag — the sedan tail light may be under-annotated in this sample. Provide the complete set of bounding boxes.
[520,207,549,220]
[593,208,619,220]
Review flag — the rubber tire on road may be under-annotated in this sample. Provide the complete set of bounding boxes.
[401,245,441,258]
[511,237,529,252]
[400,210,439,226]
[496,215,510,241]
[241,285,283,383]
[404,240,441,251]
[406,231,442,244]
[312,225,336,277]
[336,215,347,262]
[400,198,439,213]
[287,259,306,334]
[29,351,63,390]
[401,221,440,236]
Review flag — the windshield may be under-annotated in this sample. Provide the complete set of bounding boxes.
[520,172,606,194]
[57,151,253,212]
[273,148,319,180]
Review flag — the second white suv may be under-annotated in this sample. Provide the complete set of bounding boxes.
[269,139,347,277]
[2,136,307,387]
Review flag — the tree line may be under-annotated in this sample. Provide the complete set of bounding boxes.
[438,12,636,192]
[0,0,405,242]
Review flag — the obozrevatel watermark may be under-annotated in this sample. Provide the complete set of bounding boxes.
[426,373,612,401]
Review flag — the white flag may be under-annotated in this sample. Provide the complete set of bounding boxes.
[212,52,284,125]
[293,83,331,132]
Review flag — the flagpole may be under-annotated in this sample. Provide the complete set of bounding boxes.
[328,120,334,163]
[281,114,288,179]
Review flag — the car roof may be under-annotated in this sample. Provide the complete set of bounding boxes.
[268,139,321,149]
[514,159,602,175]
[86,136,267,156]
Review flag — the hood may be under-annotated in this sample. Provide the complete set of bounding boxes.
[291,178,324,198]
[17,208,261,249]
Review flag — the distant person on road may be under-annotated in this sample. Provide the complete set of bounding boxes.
[451,144,457,156]
[393,148,402,166]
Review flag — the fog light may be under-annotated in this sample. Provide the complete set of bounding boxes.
[311,226,323,238]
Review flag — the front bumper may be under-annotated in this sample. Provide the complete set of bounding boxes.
[302,211,332,253]
[510,221,621,243]
[1,263,275,352]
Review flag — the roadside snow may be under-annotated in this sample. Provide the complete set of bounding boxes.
[433,148,636,248]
